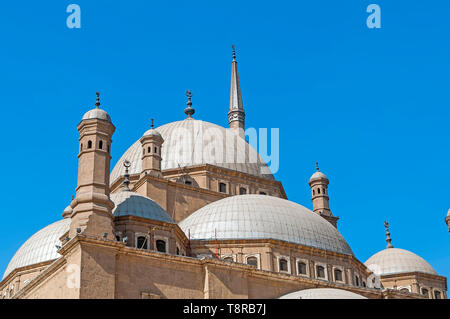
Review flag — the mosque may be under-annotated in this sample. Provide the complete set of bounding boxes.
[0,48,447,299]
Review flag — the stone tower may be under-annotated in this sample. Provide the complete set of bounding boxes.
[69,92,116,239]
[309,162,339,228]
[228,45,245,138]
[140,118,164,178]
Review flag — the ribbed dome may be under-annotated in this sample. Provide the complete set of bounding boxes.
[110,118,274,183]
[111,191,174,223]
[178,195,353,255]
[2,219,71,280]
[364,248,437,276]
[82,108,111,122]
[279,288,367,299]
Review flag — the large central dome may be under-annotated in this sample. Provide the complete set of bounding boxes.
[111,118,274,183]
[178,194,353,255]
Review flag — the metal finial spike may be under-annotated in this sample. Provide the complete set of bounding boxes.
[123,160,131,191]
[232,45,236,61]
[316,162,320,171]
[184,90,195,118]
[95,92,101,108]
[151,118,154,129]
[384,220,394,249]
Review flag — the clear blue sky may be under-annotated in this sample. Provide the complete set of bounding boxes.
[0,1,449,283]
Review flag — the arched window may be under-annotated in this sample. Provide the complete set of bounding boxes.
[154,147,158,154]
[316,265,325,278]
[156,240,166,253]
[115,235,121,242]
[148,147,151,153]
[434,291,441,299]
[80,143,83,151]
[176,247,180,255]
[246,257,258,267]
[87,140,92,149]
[239,187,247,195]
[355,276,360,286]
[223,257,233,262]
[317,188,321,194]
[334,268,343,282]
[362,281,366,287]
[279,258,288,272]
[136,236,147,250]
[99,140,103,150]
[219,182,227,193]
[312,189,315,195]
[297,262,307,275]
[422,288,429,296]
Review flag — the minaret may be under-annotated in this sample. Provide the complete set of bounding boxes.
[309,162,339,228]
[228,45,245,138]
[140,118,164,178]
[384,221,394,248]
[69,92,116,239]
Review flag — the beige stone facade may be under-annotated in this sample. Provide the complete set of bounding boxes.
[0,51,447,300]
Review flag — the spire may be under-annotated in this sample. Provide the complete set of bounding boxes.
[95,92,100,108]
[151,118,154,129]
[384,220,394,248]
[184,90,195,118]
[123,160,131,191]
[316,162,320,171]
[228,45,245,136]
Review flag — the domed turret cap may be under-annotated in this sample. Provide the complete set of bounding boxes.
[81,92,111,122]
[309,162,329,183]
[143,118,162,138]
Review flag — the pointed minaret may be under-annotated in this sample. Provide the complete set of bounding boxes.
[384,221,394,248]
[309,162,339,228]
[228,45,245,138]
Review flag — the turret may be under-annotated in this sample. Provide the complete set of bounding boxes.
[140,118,164,178]
[309,162,339,228]
[69,92,116,239]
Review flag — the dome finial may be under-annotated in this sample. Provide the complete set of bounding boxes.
[232,44,236,61]
[184,90,195,118]
[384,220,394,248]
[316,162,320,171]
[151,118,154,129]
[95,92,101,109]
[123,160,131,191]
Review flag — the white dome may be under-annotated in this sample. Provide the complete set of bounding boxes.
[110,118,274,183]
[111,190,174,223]
[279,288,367,299]
[2,219,71,280]
[309,171,328,183]
[82,108,111,122]
[178,195,353,255]
[364,248,437,276]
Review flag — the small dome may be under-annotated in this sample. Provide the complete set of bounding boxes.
[2,219,71,280]
[279,288,367,299]
[62,205,72,218]
[110,191,174,224]
[364,248,438,276]
[309,171,328,183]
[82,108,111,122]
[178,194,353,255]
[143,128,162,138]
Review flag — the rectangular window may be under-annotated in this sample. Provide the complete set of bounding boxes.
[219,182,227,193]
